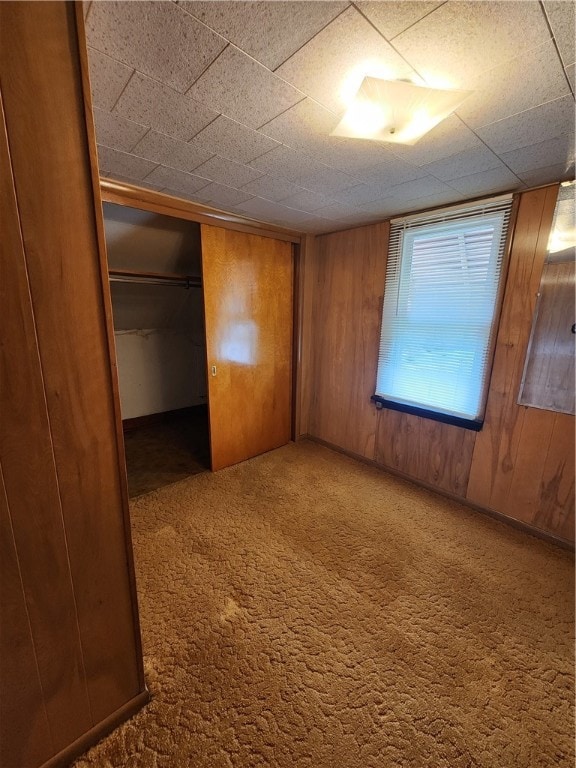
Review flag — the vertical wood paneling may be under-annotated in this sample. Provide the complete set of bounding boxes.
[0,467,53,768]
[305,186,573,543]
[202,225,293,471]
[0,89,93,752]
[295,234,318,438]
[536,413,575,540]
[375,411,476,496]
[466,186,572,538]
[519,260,575,413]
[0,0,144,741]
[310,223,389,459]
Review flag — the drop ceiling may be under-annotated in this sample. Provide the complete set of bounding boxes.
[86,0,576,233]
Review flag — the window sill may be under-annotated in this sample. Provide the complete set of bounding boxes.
[371,395,484,431]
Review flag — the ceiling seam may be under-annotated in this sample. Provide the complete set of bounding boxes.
[109,68,137,114]
[539,0,576,98]
[270,3,353,73]
[183,43,230,97]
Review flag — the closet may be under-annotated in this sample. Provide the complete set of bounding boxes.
[102,196,295,490]
[104,202,210,496]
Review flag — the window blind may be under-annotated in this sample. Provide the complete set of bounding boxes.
[374,195,513,427]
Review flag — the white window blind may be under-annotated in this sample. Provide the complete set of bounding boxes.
[375,195,513,427]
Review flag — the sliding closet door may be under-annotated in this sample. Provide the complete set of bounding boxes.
[201,226,293,471]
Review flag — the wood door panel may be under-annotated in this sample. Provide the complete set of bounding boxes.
[201,225,293,470]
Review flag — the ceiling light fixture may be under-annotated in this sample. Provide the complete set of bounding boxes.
[331,76,472,145]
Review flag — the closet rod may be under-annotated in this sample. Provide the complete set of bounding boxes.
[109,270,201,289]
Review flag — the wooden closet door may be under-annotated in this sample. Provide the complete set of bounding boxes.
[201,226,293,471]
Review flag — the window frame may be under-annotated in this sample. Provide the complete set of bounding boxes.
[372,194,517,431]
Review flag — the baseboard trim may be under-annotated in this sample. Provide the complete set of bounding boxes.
[304,435,574,552]
[123,404,206,431]
[41,689,150,768]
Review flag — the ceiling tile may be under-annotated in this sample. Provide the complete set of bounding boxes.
[388,115,483,166]
[258,98,342,164]
[97,145,158,180]
[421,145,503,181]
[385,175,457,202]
[566,64,575,91]
[456,40,570,128]
[475,95,575,154]
[500,134,575,175]
[114,73,219,141]
[517,162,575,187]
[190,115,280,165]
[193,182,254,208]
[312,202,362,221]
[192,155,263,187]
[93,107,149,152]
[389,190,467,215]
[277,188,333,213]
[248,144,334,183]
[187,45,304,129]
[234,196,305,224]
[239,175,304,202]
[131,130,214,172]
[295,165,359,195]
[394,1,550,86]
[145,165,212,195]
[272,208,319,227]
[334,183,392,206]
[276,6,415,114]
[446,166,523,196]
[333,141,427,184]
[356,1,443,40]
[87,48,133,110]
[180,1,348,70]
[86,0,227,93]
[543,1,576,66]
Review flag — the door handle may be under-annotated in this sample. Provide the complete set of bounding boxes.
[211,365,217,377]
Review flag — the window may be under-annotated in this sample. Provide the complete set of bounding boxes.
[373,195,514,429]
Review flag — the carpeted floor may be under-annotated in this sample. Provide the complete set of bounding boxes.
[73,440,574,768]
[123,408,210,498]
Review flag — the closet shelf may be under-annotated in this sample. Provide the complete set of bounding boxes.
[109,268,202,289]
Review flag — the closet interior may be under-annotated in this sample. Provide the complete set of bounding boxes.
[104,202,210,497]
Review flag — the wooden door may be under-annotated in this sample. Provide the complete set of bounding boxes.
[201,225,293,470]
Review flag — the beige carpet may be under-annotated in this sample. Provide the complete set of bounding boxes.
[74,440,574,768]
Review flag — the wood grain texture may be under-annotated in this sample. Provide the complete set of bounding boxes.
[294,234,318,438]
[0,0,144,740]
[375,411,476,497]
[519,260,575,414]
[304,188,573,543]
[0,87,92,755]
[202,225,293,471]
[467,185,574,541]
[0,466,53,768]
[309,223,389,459]
[101,178,301,244]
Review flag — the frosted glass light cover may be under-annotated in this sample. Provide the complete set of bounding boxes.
[331,77,472,145]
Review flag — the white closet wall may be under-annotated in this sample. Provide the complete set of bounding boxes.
[104,203,207,420]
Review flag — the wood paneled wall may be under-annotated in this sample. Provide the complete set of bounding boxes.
[308,223,389,459]
[467,186,574,540]
[302,186,574,545]
[0,4,147,767]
